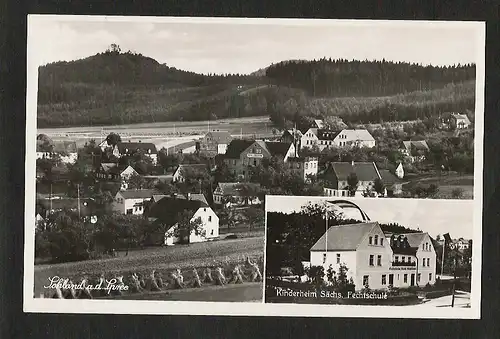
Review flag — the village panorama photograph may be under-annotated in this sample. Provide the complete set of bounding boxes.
[264,196,475,309]
[24,16,483,313]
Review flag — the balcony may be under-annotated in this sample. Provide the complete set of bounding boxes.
[392,261,416,267]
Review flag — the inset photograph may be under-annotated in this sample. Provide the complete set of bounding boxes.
[265,196,475,308]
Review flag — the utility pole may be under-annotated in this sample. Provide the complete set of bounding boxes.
[325,210,328,265]
[451,256,457,307]
[77,183,81,220]
[441,238,446,277]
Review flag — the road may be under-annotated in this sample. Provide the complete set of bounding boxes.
[412,290,471,308]
[101,282,263,302]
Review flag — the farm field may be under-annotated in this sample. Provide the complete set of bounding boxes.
[98,282,263,302]
[33,236,264,296]
[37,116,274,151]
[403,173,474,199]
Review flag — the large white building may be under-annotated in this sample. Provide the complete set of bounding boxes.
[300,128,375,151]
[310,222,436,290]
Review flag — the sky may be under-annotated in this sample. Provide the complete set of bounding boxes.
[266,196,475,239]
[28,16,483,75]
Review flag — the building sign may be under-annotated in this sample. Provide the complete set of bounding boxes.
[247,153,264,158]
[389,266,417,271]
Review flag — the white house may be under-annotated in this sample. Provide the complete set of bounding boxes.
[300,128,376,151]
[285,156,319,182]
[310,222,437,290]
[450,113,471,129]
[310,222,393,290]
[213,182,262,206]
[395,162,404,179]
[112,189,159,215]
[145,195,219,246]
[36,140,78,164]
[172,164,210,183]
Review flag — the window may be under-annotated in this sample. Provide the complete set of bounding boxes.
[404,274,408,283]
[377,255,382,266]
[369,255,374,266]
[429,273,432,281]
[305,163,308,169]
[422,259,426,267]
[374,235,378,245]
[382,275,387,285]
[204,208,206,212]
[380,238,384,246]
[336,254,340,264]
[369,236,373,245]
[427,258,430,267]
[402,256,405,263]
[395,256,399,262]
[208,216,212,222]
[363,275,369,286]
[210,230,214,236]
[422,244,425,250]
[417,273,421,282]
[323,253,327,264]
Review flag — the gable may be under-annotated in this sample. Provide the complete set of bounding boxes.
[241,141,270,158]
[311,222,379,251]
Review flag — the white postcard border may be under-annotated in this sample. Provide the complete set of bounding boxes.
[23,15,485,319]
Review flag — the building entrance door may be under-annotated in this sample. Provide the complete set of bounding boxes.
[389,274,394,285]
[410,274,415,286]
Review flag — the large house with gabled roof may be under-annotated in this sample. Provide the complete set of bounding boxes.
[223,139,296,179]
[399,140,429,163]
[300,128,375,151]
[112,188,160,215]
[310,221,436,290]
[95,163,138,190]
[145,195,219,245]
[199,130,233,157]
[172,163,211,183]
[322,161,404,198]
[212,182,262,206]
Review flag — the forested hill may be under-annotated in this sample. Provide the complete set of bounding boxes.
[37,49,476,128]
[265,58,476,97]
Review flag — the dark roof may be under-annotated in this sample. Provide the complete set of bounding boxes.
[146,196,206,225]
[402,140,429,151]
[317,129,341,141]
[402,233,428,248]
[215,182,262,196]
[330,162,380,181]
[152,193,208,205]
[100,163,135,175]
[287,156,318,163]
[206,131,233,143]
[311,222,378,251]
[264,141,292,156]
[224,139,255,159]
[379,170,401,185]
[117,189,159,199]
[117,142,158,154]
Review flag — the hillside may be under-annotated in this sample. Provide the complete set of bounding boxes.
[37,50,476,128]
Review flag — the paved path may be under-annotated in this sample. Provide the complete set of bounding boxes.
[413,290,471,308]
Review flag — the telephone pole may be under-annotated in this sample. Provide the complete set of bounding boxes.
[451,256,457,307]
[77,183,81,220]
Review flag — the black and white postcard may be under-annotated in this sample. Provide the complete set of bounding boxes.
[24,16,484,318]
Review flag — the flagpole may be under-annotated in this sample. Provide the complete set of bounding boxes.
[441,238,446,276]
[325,210,328,264]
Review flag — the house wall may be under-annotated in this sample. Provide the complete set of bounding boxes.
[310,250,357,283]
[388,254,418,288]
[164,207,219,245]
[112,194,149,215]
[415,235,437,286]
[355,228,394,290]
[300,130,319,148]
